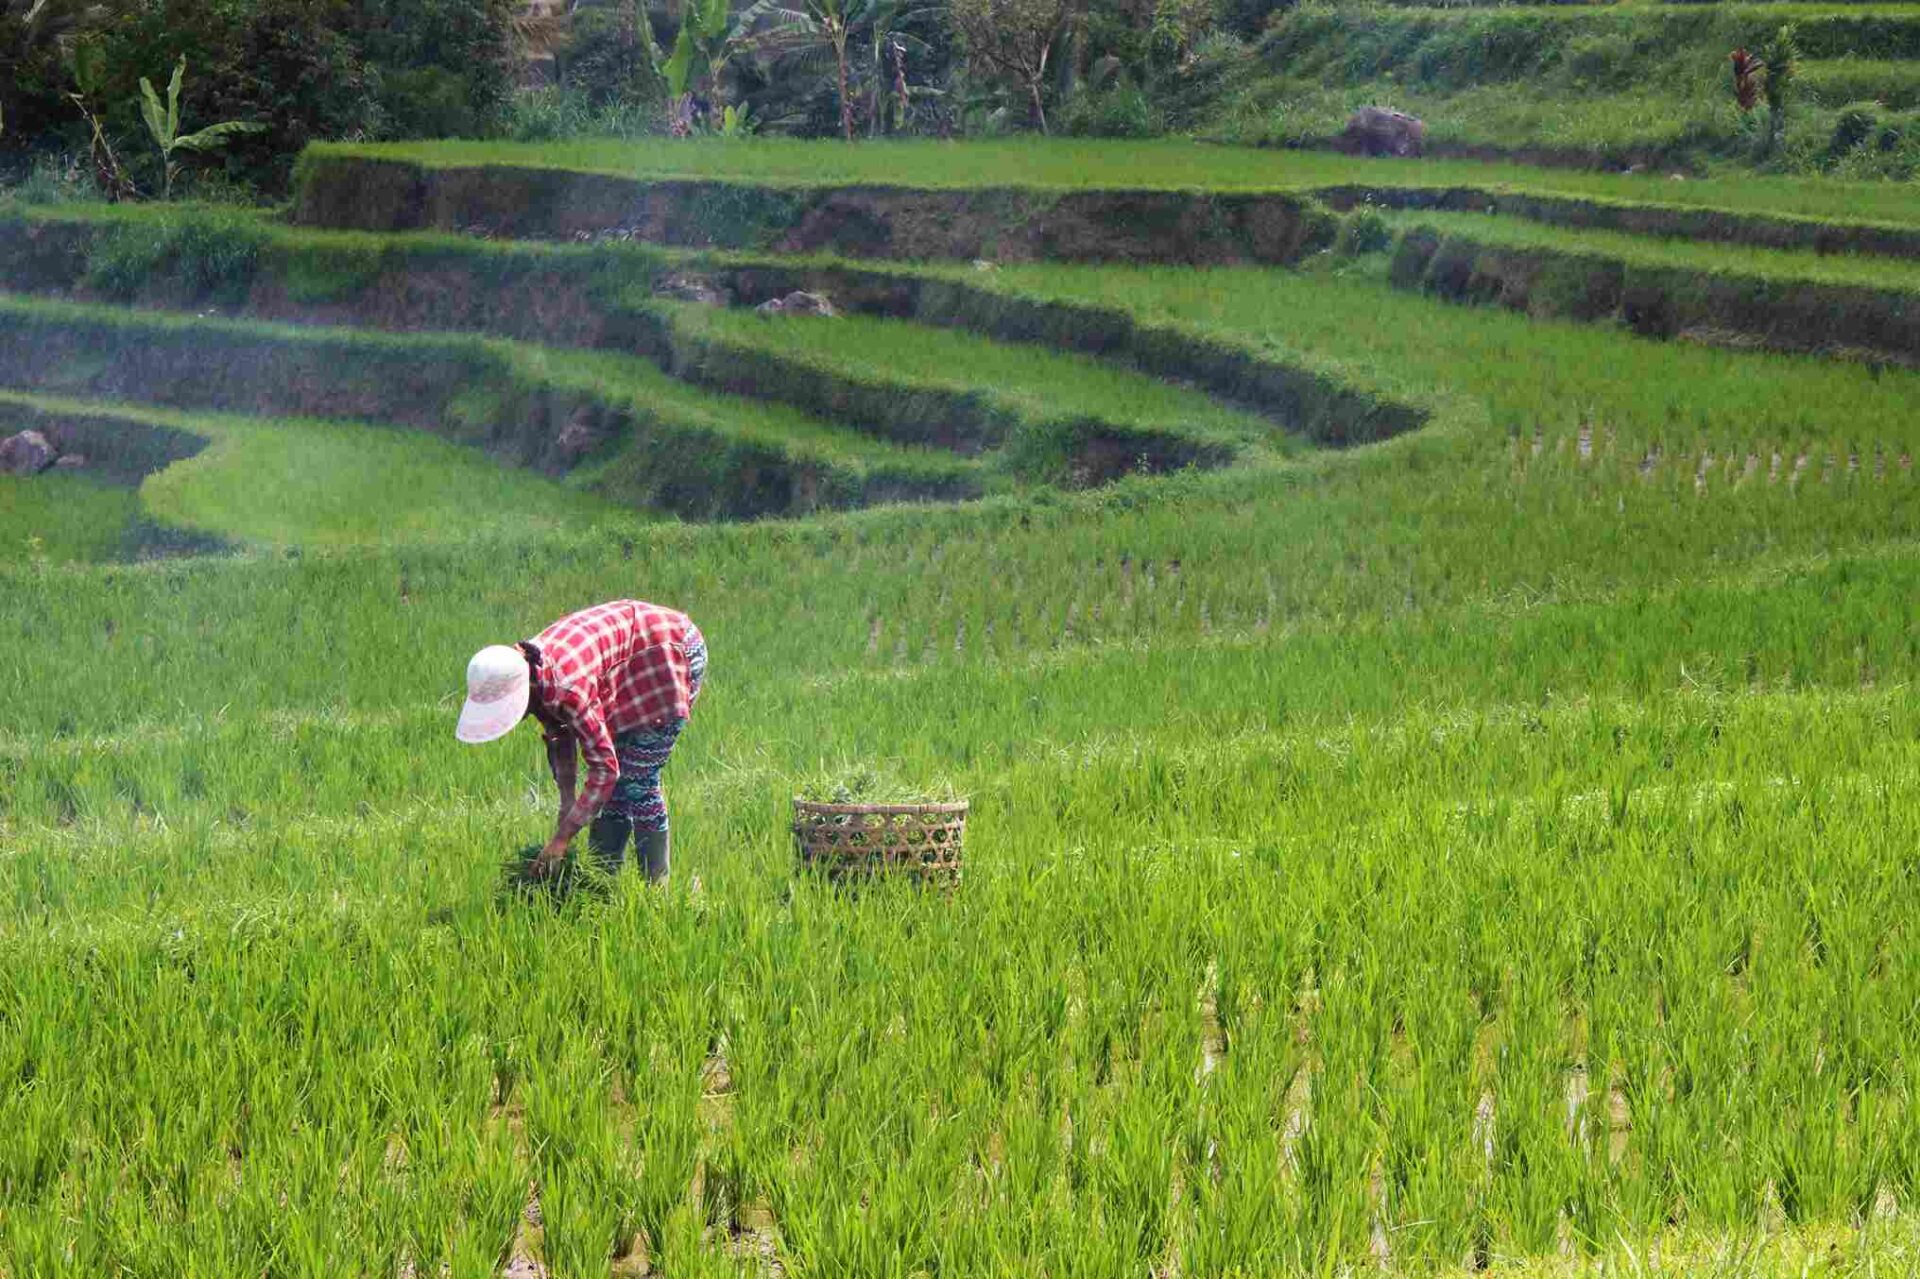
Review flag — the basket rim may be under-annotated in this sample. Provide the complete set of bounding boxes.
[792,798,970,816]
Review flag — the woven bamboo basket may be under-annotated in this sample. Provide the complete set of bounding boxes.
[791,799,968,888]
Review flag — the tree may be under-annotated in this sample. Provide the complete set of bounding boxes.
[1760,22,1798,149]
[139,56,263,199]
[554,0,664,108]
[862,0,937,135]
[746,0,871,141]
[662,0,731,102]
[1,0,99,146]
[948,0,1066,133]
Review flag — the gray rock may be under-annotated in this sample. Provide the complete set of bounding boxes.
[756,290,838,318]
[0,430,56,476]
[653,272,733,306]
[54,453,88,471]
[1336,107,1426,159]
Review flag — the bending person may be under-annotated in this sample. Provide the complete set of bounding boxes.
[457,600,707,882]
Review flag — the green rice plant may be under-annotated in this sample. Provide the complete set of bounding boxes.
[0,471,145,563]
[1801,57,1920,110]
[288,135,1920,225]
[7,143,1920,1275]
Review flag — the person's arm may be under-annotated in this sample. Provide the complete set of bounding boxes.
[533,699,618,873]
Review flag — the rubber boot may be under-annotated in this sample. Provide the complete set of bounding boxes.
[637,829,670,885]
[588,812,632,876]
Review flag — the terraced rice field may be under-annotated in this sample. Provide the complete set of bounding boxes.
[2,140,1919,1275]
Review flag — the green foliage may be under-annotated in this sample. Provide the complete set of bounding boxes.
[508,85,663,142]
[793,758,965,802]
[1830,102,1879,153]
[0,471,145,564]
[81,211,269,302]
[0,0,98,146]
[948,0,1068,132]
[357,0,521,140]
[1061,79,1163,138]
[0,291,980,519]
[138,57,265,201]
[1763,22,1803,145]
[1559,30,1640,93]
[558,1,667,110]
[2,154,90,204]
[1333,201,1391,257]
[0,390,647,554]
[5,0,519,196]
[1800,57,1920,111]
[660,300,1274,465]
[665,0,737,101]
[80,0,376,195]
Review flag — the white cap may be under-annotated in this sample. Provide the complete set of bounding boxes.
[456,645,531,744]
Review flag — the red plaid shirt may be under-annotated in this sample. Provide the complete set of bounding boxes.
[528,601,702,826]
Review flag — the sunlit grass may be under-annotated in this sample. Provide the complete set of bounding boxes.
[310,136,1920,226]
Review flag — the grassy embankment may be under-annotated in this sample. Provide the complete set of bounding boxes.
[297,135,1920,223]
[1373,209,1920,358]
[0,206,1315,496]
[1228,4,1920,174]
[0,292,984,520]
[0,390,651,561]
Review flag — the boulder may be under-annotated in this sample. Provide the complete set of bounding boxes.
[653,272,733,306]
[756,290,838,318]
[54,454,88,471]
[1336,107,1426,159]
[0,429,56,476]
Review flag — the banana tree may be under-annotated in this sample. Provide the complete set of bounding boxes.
[662,0,737,104]
[744,0,875,141]
[139,56,263,201]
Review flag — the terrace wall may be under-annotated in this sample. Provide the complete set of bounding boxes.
[290,154,1340,266]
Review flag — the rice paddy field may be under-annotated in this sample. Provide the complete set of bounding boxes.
[3,138,1919,1276]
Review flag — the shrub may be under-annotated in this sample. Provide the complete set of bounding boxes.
[1761,23,1800,144]
[1829,104,1877,156]
[1560,32,1637,93]
[379,67,486,139]
[4,154,91,204]
[559,4,667,110]
[83,213,268,303]
[359,0,520,141]
[1334,203,1392,257]
[1061,81,1161,138]
[508,86,662,142]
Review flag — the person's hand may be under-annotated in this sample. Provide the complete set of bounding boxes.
[529,837,570,879]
